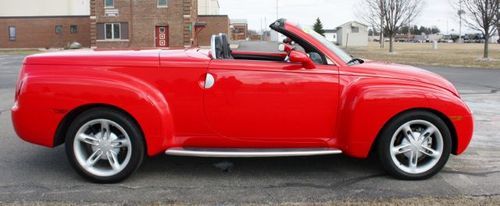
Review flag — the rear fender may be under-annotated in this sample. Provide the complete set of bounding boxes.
[16,66,173,156]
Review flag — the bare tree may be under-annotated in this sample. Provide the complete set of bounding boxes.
[356,0,386,48]
[357,0,424,52]
[461,0,499,58]
[497,3,500,44]
[384,0,424,52]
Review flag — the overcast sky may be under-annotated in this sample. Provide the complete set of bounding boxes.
[219,0,468,34]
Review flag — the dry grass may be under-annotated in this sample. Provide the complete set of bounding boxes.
[345,42,500,69]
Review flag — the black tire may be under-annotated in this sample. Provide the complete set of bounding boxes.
[377,110,452,180]
[65,107,145,183]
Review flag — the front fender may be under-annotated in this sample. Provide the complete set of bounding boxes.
[12,65,173,156]
[425,92,473,155]
[337,76,463,158]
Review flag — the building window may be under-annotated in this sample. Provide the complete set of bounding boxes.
[105,23,121,39]
[158,0,168,7]
[70,25,78,33]
[351,26,359,33]
[8,26,16,41]
[97,23,128,40]
[55,25,63,34]
[104,0,114,8]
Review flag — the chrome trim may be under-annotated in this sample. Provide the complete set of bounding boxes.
[210,35,217,59]
[165,148,342,158]
[204,73,215,89]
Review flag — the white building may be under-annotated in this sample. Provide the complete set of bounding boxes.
[489,35,499,43]
[324,29,337,43]
[0,0,89,16]
[0,0,91,48]
[198,0,220,15]
[336,21,368,47]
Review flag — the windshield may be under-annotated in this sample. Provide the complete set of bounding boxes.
[301,26,353,64]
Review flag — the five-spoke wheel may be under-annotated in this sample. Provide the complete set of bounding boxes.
[65,108,144,183]
[73,119,132,177]
[378,111,451,180]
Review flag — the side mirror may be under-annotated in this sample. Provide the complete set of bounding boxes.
[279,43,294,53]
[289,50,316,69]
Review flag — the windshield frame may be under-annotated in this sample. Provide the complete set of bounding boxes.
[270,19,354,67]
[301,27,353,64]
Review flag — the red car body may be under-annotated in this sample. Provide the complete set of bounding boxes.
[12,20,473,161]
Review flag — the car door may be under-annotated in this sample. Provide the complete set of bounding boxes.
[203,59,340,148]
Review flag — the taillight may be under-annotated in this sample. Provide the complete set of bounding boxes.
[15,64,26,101]
[15,79,23,101]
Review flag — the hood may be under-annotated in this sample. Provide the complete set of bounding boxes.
[349,61,459,96]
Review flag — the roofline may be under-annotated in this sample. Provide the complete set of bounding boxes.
[0,15,90,19]
[338,21,368,27]
[199,15,229,17]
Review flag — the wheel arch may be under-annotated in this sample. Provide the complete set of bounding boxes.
[367,108,459,158]
[337,76,463,158]
[53,104,146,150]
[43,72,174,156]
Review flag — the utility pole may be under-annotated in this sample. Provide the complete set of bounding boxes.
[458,0,465,43]
[379,0,385,48]
[260,18,263,40]
[272,0,279,42]
[276,0,279,19]
[447,19,449,35]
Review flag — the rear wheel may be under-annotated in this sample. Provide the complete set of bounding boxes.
[65,108,144,183]
[377,111,452,180]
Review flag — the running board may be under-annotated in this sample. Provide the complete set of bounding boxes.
[164,147,342,158]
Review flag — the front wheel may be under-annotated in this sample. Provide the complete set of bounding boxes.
[377,111,452,180]
[65,108,145,183]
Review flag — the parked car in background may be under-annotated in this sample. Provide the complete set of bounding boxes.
[438,35,454,43]
[12,19,474,183]
[464,33,486,43]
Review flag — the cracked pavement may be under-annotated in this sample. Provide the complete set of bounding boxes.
[0,54,499,204]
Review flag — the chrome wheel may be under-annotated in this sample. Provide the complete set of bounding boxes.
[389,120,443,174]
[73,119,132,177]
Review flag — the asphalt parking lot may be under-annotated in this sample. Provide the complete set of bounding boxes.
[0,54,499,205]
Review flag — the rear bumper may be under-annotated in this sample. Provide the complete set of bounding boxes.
[11,100,58,148]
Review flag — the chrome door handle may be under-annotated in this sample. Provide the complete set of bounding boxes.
[204,73,215,89]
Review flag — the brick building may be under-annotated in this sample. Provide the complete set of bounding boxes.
[196,0,229,46]
[197,15,229,46]
[91,0,203,48]
[0,0,91,48]
[230,19,248,40]
[1,0,228,49]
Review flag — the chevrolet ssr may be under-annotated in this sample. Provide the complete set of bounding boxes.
[12,19,474,183]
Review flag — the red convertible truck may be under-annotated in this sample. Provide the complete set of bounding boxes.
[12,19,473,183]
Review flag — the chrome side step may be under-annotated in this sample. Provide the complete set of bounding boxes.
[165,147,342,158]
